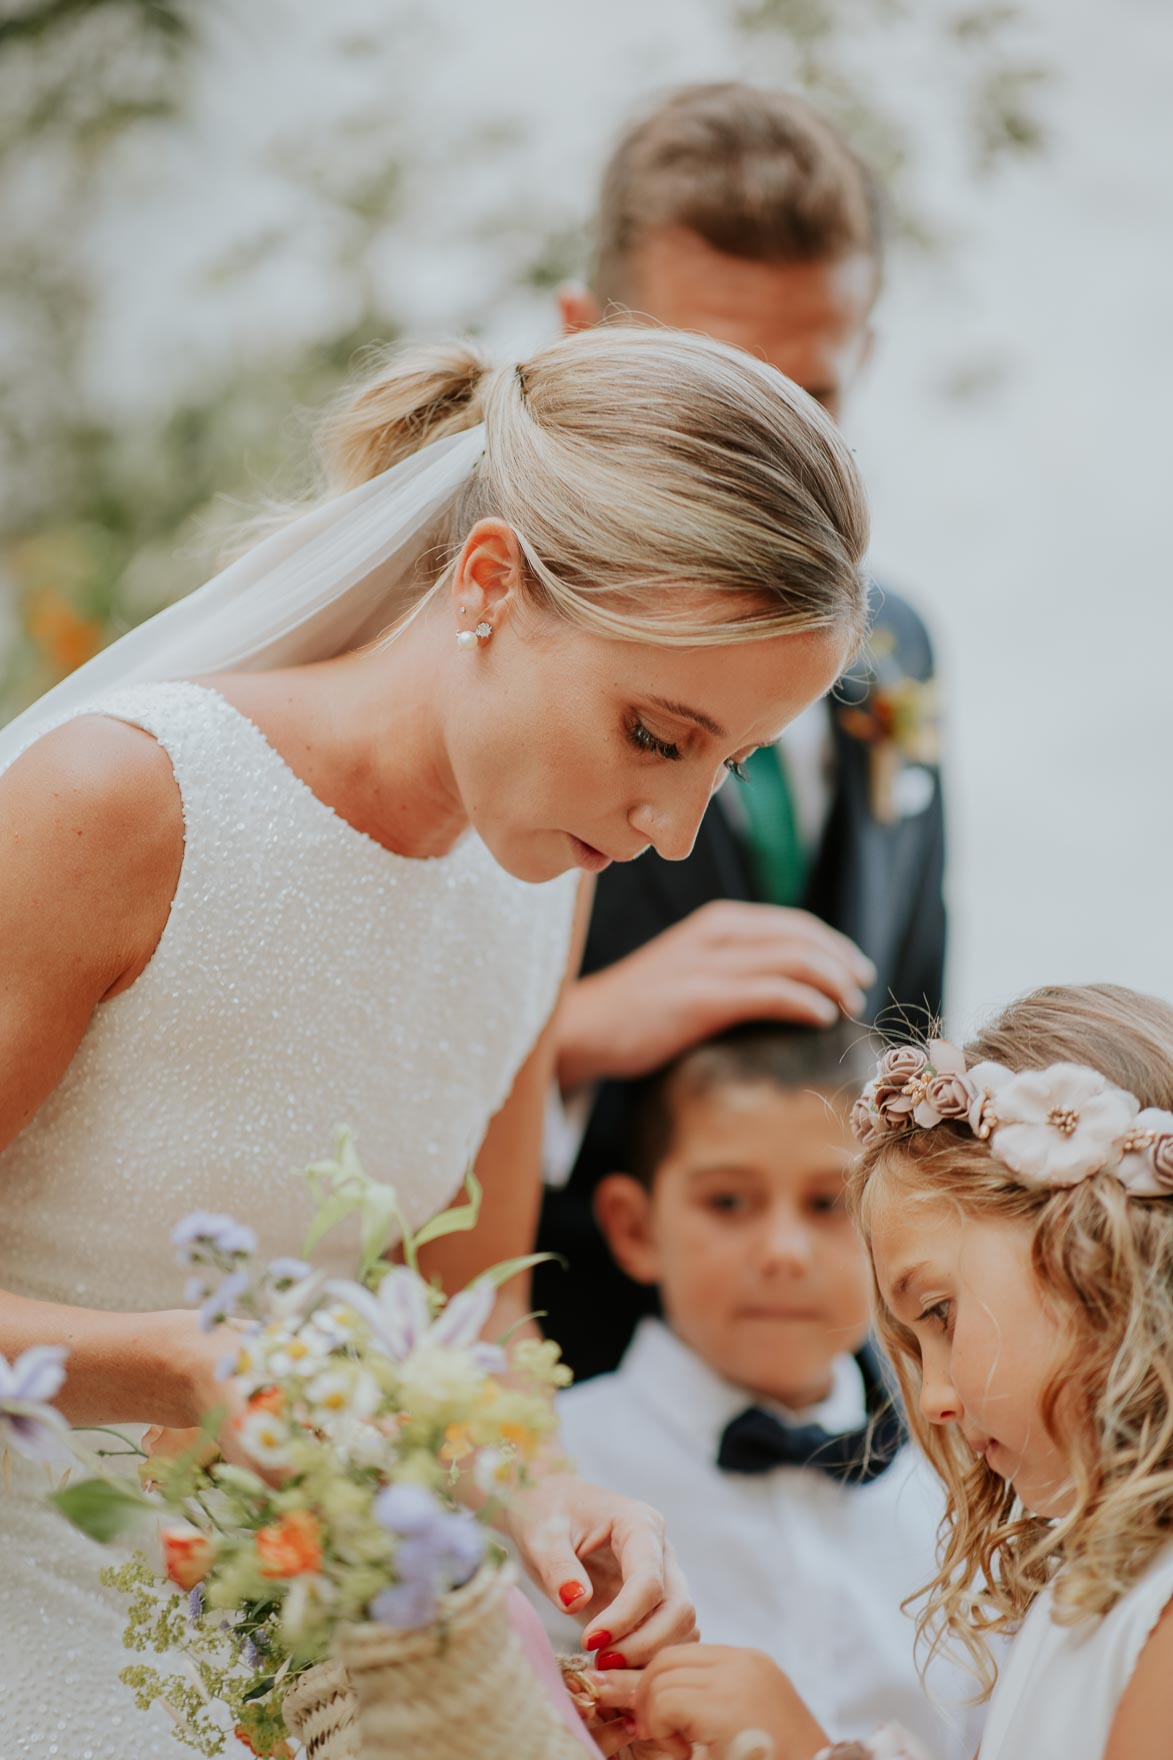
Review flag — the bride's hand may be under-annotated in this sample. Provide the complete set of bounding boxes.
[145,1310,257,1474]
[502,1472,697,1667]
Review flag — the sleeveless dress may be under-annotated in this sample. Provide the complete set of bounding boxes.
[978,1542,1173,1758]
[0,681,578,1757]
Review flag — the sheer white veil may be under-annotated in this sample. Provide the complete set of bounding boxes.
[0,423,485,774]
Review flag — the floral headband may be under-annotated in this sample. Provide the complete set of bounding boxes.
[851,1040,1173,1195]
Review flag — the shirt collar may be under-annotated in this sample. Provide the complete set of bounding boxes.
[617,1318,868,1456]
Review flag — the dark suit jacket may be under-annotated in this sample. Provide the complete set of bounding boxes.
[535,585,947,1380]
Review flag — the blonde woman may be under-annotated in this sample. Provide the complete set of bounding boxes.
[0,324,869,1754]
[596,985,1173,1760]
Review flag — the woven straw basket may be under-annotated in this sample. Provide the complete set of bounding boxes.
[282,1562,589,1760]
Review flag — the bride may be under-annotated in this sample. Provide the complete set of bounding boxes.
[0,323,868,1752]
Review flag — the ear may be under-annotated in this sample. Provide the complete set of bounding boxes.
[593,1174,662,1286]
[558,283,604,335]
[449,518,528,633]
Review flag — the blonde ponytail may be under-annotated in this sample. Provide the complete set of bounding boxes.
[323,339,493,490]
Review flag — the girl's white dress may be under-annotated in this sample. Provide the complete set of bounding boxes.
[0,681,578,1757]
[978,1541,1173,1758]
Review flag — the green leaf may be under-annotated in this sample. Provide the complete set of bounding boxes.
[472,1250,559,1293]
[51,1477,153,1543]
[242,1675,276,1703]
[410,1168,483,1250]
[302,1190,360,1258]
[358,1182,403,1272]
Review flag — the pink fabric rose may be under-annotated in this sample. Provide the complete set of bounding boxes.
[913,1070,977,1129]
[851,1094,880,1144]
[874,1047,928,1099]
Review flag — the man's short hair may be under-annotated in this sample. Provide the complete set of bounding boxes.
[624,1019,877,1191]
[594,82,885,306]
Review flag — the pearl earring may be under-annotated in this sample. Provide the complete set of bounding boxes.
[457,621,493,651]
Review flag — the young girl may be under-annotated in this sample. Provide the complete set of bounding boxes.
[589,982,1173,1759]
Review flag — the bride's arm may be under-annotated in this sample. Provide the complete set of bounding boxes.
[416,879,696,1662]
[414,874,595,1329]
[0,719,221,1429]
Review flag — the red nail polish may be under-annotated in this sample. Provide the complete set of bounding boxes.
[584,1629,612,1651]
[559,1580,586,1608]
[597,1650,627,1671]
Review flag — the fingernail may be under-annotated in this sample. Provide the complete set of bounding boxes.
[559,1580,586,1608]
[584,1629,612,1651]
[597,1650,627,1670]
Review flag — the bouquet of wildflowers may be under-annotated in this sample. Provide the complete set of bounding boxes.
[38,1130,571,1758]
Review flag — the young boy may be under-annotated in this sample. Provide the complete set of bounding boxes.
[538,1023,981,1758]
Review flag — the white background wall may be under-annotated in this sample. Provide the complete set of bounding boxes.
[55,0,1173,1029]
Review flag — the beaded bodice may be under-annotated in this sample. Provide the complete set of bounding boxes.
[1,682,577,1308]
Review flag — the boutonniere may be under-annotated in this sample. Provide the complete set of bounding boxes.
[835,631,940,825]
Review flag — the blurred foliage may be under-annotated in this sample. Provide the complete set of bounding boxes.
[0,0,1049,722]
[729,0,1048,243]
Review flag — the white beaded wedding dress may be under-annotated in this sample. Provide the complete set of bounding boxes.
[0,680,578,1757]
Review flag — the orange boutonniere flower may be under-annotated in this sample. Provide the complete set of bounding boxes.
[255,1509,323,1579]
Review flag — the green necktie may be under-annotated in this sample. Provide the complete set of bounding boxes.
[740,744,807,908]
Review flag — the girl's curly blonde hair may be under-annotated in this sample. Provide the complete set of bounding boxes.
[850,982,1173,1697]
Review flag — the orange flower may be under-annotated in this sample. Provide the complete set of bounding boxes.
[500,1422,540,1459]
[26,588,103,677]
[162,1525,215,1591]
[255,1509,322,1579]
[247,1386,285,1416]
[233,1728,292,1758]
[440,1422,474,1464]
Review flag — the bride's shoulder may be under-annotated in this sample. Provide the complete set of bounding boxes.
[2,713,184,897]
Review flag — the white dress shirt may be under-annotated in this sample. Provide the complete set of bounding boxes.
[534,1320,983,1759]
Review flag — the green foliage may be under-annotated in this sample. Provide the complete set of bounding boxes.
[51,1475,154,1542]
[0,0,1050,728]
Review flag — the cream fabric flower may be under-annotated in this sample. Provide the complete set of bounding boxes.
[988,1063,1140,1186]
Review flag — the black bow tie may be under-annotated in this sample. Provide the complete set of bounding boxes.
[716,1346,906,1485]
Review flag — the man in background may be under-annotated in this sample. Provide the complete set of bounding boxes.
[536,83,947,1380]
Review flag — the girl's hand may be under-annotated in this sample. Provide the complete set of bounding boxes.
[501,1473,697,1665]
[589,1645,830,1759]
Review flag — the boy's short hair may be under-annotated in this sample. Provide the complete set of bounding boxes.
[625,1019,877,1190]
[594,82,885,306]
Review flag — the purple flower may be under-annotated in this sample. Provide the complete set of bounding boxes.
[374,1483,445,1536]
[369,1575,440,1630]
[199,1270,249,1332]
[371,1485,486,1629]
[369,1522,486,1629]
[173,1212,257,1266]
[188,1584,205,1624]
[0,1346,74,1464]
[267,1257,312,1288]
